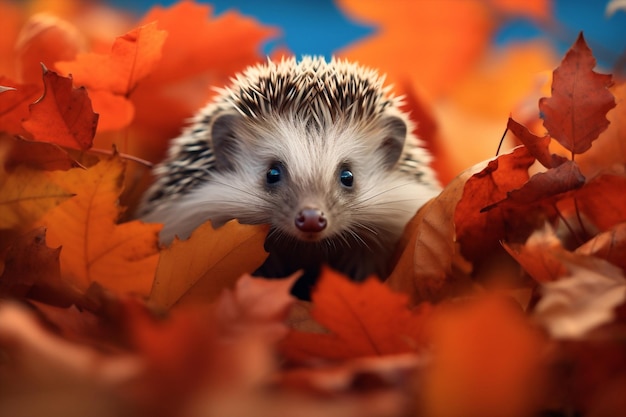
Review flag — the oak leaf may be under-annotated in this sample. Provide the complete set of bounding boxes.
[37,155,162,295]
[22,67,98,151]
[281,268,432,362]
[150,220,269,308]
[539,33,616,155]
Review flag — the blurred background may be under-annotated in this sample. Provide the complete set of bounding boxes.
[2,0,625,183]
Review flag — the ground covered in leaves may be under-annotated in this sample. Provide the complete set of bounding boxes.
[1,1,625,417]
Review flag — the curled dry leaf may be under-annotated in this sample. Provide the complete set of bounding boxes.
[37,155,162,295]
[506,117,566,168]
[150,220,269,308]
[22,68,98,151]
[387,163,476,305]
[576,222,626,270]
[281,268,432,363]
[534,257,626,339]
[539,33,616,155]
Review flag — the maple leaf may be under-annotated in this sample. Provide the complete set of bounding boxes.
[22,67,98,151]
[56,22,167,96]
[150,220,269,308]
[539,33,616,155]
[281,268,432,362]
[0,164,74,230]
[37,155,162,295]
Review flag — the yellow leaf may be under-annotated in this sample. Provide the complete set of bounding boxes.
[37,155,161,295]
[0,165,74,230]
[150,220,269,308]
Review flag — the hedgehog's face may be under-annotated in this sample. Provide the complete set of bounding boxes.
[209,111,429,249]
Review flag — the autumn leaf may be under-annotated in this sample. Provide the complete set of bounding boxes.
[281,268,432,362]
[539,33,616,155]
[506,117,566,168]
[454,146,536,264]
[150,220,269,309]
[0,227,60,298]
[22,67,98,151]
[4,135,78,172]
[387,165,475,305]
[534,256,626,339]
[0,76,40,137]
[576,222,626,270]
[37,155,161,295]
[15,13,84,85]
[0,164,74,230]
[422,296,548,417]
[56,22,167,96]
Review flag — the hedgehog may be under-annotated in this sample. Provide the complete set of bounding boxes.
[138,56,441,288]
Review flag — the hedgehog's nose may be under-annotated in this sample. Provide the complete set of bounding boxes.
[295,208,327,233]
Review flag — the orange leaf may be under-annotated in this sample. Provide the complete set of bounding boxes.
[150,220,269,308]
[539,33,616,155]
[0,164,74,230]
[22,67,98,150]
[577,222,626,271]
[37,155,162,295]
[15,13,84,85]
[336,0,492,98]
[56,22,167,96]
[506,117,566,168]
[423,296,547,417]
[281,268,432,362]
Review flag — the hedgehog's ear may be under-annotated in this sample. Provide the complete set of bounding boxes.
[378,116,407,169]
[211,112,243,171]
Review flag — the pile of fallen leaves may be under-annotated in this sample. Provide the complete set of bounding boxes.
[1,1,625,416]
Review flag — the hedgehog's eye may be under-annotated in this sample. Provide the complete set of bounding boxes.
[339,169,354,188]
[266,163,283,185]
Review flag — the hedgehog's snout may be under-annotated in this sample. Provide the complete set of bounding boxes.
[294,207,327,234]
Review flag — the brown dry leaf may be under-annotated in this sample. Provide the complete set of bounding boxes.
[3,135,78,172]
[281,268,433,362]
[568,173,626,232]
[22,68,98,151]
[454,146,536,264]
[387,164,477,305]
[533,257,626,339]
[502,223,568,283]
[506,117,566,168]
[150,220,269,309]
[38,155,162,295]
[0,164,74,230]
[422,296,547,417]
[576,222,626,270]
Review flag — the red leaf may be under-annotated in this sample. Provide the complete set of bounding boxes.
[281,268,432,362]
[539,33,615,155]
[22,68,98,150]
[0,77,40,137]
[506,117,567,168]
